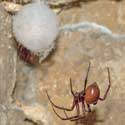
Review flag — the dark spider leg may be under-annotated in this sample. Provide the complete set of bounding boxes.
[51,105,69,120]
[66,104,81,121]
[64,110,78,120]
[63,110,68,118]
[51,104,80,120]
[69,104,85,121]
[63,109,79,121]
[70,78,75,96]
[99,68,111,101]
[76,103,80,116]
[87,104,91,112]
[83,62,91,92]
[70,115,86,121]
[69,104,86,121]
[66,103,85,121]
[82,101,88,112]
[46,91,76,111]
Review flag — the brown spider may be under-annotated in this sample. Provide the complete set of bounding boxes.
[46,62,111,121]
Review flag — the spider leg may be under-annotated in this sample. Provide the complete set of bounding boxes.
[87,104,91,112]
[99,68,111,101]
[84,62,91,92]
[65,104,81,121]
[46,91,75,111]
[70,78,75,96]
[52,105,79,120]
[82,101,87,113]
[64,103,86,121]
[63,110,68,117]
[63,110,79,120]
[51,104,81,121]
[66,104,86,121]
[51,105,69,120]
[70,115,86,121]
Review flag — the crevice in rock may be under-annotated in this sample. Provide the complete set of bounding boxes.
[24,118,41,125]
[10,80,18,103]
[48,0,98,12]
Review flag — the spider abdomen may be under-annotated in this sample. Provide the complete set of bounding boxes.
[85,82,100,104]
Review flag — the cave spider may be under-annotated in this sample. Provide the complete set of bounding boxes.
[46,62,111,121]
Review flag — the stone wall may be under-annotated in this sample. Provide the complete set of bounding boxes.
[0,0,125,125]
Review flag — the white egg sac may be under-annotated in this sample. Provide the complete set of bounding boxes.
[13,2,59,61]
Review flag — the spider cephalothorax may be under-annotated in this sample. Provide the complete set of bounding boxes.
[46,62,111,121]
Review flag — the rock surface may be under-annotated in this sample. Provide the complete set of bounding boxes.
[0,0,125,125]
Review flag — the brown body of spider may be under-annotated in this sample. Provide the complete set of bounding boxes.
[17,44,38,64]
[46,62,111,121]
